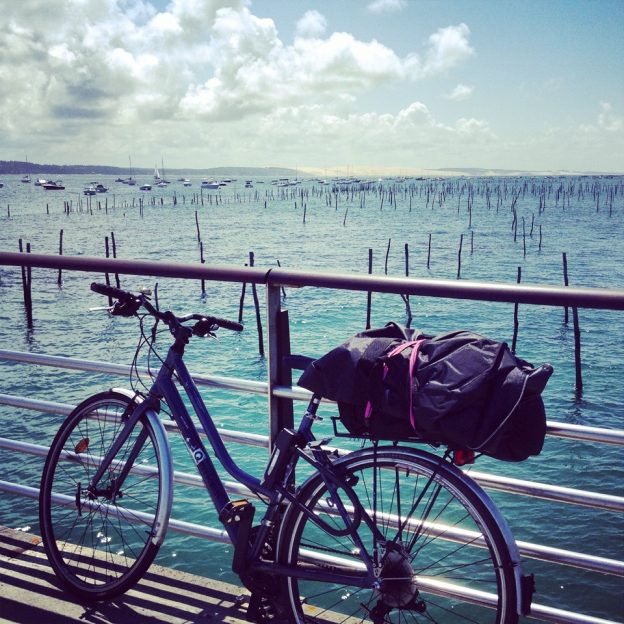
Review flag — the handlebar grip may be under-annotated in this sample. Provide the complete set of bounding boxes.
[193,317,244,336]
[215,317,244,332]
[91,282,132,300]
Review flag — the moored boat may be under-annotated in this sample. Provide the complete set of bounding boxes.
[43,180,65,190]
[201,179,220,189]
[139,183,152,191]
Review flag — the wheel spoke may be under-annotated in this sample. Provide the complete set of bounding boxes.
[39,393,167,600]
[279,447,517,623]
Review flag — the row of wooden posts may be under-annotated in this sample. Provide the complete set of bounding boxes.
[15,227,584,396]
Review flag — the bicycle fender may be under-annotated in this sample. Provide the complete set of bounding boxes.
[111,387,145,406]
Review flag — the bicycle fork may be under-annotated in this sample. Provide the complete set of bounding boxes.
[81,401,148,503]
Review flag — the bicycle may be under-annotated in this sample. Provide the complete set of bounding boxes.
[39,282,534,623]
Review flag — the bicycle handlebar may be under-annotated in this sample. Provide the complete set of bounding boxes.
[91,282,134,301]
[90,282,243,332]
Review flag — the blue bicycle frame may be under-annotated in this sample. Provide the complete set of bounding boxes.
[87,324,377,586]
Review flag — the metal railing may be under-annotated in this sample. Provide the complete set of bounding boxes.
[1,251,623,624]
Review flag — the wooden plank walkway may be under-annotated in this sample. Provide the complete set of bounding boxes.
[0,526,251,624]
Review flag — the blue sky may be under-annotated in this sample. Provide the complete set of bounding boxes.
[1,0,622,173]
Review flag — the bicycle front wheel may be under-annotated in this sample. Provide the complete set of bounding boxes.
[277,446,519,623]
[39,390,172,601]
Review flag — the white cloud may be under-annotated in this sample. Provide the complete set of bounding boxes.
[422,23,474,76]
[367,0,407,14]
[597,102,623,132]
[446,83,474,101]
[295,10,327,39]
[253,101,494,166]
[0,0,477,167]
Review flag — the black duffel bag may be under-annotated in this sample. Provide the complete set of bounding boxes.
[298,323,553,462]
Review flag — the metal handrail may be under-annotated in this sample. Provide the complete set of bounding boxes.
[1,251,624,309]
[2,350,623,448]
[1,389,623,515]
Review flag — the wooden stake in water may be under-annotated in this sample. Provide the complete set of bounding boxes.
[402,243,413,327]
[238,264,247,324]
[195,210,201,243]
[456,233,463,279]
[562,252,569,324]
[427,233,432,269]
[249,251,264,356]
[200,241,206,296]
[573,306,583,398]
[104,236,112,307]
[522,217,526,258]
[111,231,120,288]
[512,266,521,353]
[57,229,63,286]
[18,239,33,328]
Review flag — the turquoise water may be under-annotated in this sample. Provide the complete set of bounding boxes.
[0,174,623,621]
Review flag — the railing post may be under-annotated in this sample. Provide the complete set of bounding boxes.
[266,283,293,451]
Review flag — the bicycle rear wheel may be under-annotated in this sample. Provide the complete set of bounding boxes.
[39,390,172,601]
[277,446,519,623]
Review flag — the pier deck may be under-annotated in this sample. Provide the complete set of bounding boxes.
[0,526,250,623]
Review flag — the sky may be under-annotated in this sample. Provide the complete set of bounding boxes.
[1,0,623,174]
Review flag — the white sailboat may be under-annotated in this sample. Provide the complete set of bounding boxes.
[21,156,31,183]
[157,157,170,186]
[125,156,136,185]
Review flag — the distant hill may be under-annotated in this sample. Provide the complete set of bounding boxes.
[0,161,300,177]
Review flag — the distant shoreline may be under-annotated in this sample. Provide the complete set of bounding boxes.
[0,161,300,177]
[0,160,621,178]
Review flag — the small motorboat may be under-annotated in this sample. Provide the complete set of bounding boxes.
[43,180,65,190]
[35,178,47,186]
[201,179,220,189]
[83,185,97,196]
[139,183,152,191]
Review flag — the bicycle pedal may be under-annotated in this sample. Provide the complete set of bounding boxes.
[219,499,254,524]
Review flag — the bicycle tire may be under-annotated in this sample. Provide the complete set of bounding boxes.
[39,390,172,601]
[277,446,519,623]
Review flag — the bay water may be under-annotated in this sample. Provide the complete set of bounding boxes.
[0,174,622,621]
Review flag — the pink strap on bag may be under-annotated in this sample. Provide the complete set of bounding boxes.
[364,339,425,429]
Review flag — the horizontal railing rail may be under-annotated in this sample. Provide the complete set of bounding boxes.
[1,251,624,309]
[1,434,622,579]
[1,252,623,624]
[1,388,623,515]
